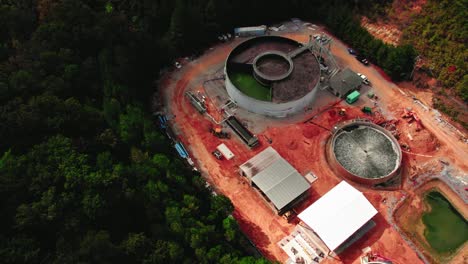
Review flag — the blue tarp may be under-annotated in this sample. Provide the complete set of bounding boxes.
[158,115,167,129]
[175,142,189,159]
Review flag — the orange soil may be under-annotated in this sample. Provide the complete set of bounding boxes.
[361,17,402,46]
[161,27,467,263]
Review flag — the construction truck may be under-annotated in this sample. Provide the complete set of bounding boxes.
[209,126,231,139]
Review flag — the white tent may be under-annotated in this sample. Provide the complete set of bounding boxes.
[298,181,377,251]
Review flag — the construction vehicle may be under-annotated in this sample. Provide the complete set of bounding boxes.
[361,251,393,264]
[362,106,372,114]
[282,210,297,223]
[209,126,231,139]
[401,143,410,151]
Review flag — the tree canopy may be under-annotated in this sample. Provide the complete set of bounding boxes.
[402,0,468,101]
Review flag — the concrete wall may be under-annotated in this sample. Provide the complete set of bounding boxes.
[326,120,402,186]
[225,70,319,118]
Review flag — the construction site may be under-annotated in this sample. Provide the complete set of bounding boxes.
[157,20,468,264]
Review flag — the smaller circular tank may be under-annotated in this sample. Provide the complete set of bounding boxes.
[327,120,402,185]
[253,51,294,84]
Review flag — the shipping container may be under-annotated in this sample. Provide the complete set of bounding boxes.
[346,90,360,104]
[234,25,267,37]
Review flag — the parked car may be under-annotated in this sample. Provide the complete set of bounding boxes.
[174,61,182,69]
[212,150,222,160]
[347,48,356,55]
[356,55,369,65]
[357,73,370,85]
[319,63,328,71]
[269,26,279,32]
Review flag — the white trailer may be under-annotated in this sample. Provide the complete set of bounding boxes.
[216,143,235,160]
[234,25,267,37]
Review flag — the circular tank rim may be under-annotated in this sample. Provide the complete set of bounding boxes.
[252,51,294,82]
[328,120,402,183]
[225,36,320,106]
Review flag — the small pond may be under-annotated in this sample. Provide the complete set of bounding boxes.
[422,191,468,253]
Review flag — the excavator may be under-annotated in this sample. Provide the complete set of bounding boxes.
[209,126,230,139]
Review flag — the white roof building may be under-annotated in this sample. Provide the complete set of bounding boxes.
[298,181,377,252]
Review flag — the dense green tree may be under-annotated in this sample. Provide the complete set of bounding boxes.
[402,0,467,99]
[456,75,468,101]
[78,230,122,263]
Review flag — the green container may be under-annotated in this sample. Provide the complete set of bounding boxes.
[362,106,372,114]
[346,90,360,104]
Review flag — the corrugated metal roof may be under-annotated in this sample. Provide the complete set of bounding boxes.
[243,147,310,211]
[260,171,310,210]
[330,68,362,96]
[252,159,296,191]
[239,147,280,178]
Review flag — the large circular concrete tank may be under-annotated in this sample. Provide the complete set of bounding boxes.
[225,36,321,118]
[327,120,402,186]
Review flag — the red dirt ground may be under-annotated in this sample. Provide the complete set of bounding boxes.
[161,28,467,264]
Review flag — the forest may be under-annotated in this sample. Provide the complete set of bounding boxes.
[0,0,418,263]
[402,0,467,101]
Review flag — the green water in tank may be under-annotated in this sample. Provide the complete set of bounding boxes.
[230,72,272,102]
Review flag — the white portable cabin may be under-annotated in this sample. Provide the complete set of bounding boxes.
[216,143,235,160]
